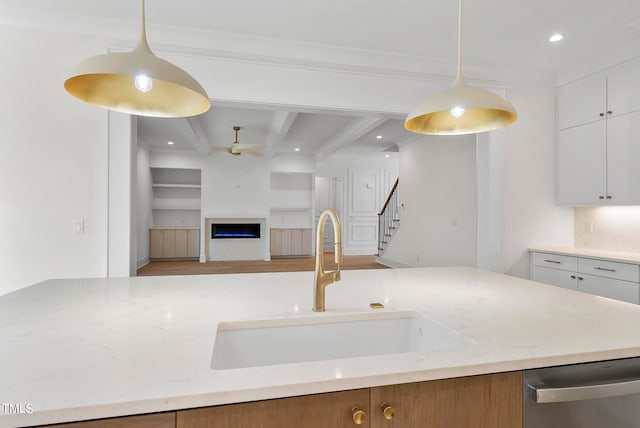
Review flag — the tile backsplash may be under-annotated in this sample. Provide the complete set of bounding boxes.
[575,206,640,253]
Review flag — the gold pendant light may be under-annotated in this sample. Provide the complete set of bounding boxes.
[405,0,517,135]
[64,0,210,118]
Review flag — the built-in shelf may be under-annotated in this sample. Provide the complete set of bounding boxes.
[152,183,202,189]
[152,200,202,210]
[150,167,202,226]
[270,172,313,229]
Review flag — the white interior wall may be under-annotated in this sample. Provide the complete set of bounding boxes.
[108,112,136,277]
[0,27,109,295]
[502,86,574,278]
[201,155,271,218]
[574,206,640,253]
[381,137,478,267]
[152,210,201,227]
[136,144,153,269]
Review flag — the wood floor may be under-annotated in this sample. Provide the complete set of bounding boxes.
[137,253,389,276]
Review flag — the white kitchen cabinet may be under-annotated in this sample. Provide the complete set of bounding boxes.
[605,110,640,204]
[578,274,639,304]
[530,251,640,304]
[557,72,607,130]
[531,266,579,291]
[557,121,607,204]
[557,57,640,205]
[606,57,640,118]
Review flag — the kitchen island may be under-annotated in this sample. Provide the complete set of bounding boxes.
[2,267,640,426]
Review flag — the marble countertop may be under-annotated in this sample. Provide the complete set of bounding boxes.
[3,267,640,426]
[529,246,640,264]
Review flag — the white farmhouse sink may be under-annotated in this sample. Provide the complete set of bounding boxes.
[211,311,470,370]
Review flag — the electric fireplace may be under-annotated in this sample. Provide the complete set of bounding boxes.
[211,223,261,239]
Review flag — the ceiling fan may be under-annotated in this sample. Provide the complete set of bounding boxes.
[209,126,265,156]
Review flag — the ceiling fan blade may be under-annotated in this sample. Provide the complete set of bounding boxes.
[209,147,232,153]
[241,149,263,157]
[233,143,266,149]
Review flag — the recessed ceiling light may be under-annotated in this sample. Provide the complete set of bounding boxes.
[385,154,391,158]
[167,141,174,145]
[294,147,300,152]
[548,33,564,43]
[376,135,383,139]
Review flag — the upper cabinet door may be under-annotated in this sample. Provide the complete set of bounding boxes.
[557,72,607,130]
[557,121,607,205]
[606,110,640,204]
[606,57,640,118]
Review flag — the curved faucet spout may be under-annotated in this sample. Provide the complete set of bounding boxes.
[313,209,343,312]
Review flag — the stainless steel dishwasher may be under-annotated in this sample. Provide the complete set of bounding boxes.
[524,357,640,427]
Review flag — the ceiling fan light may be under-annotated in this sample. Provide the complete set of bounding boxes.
[64,0,210,118]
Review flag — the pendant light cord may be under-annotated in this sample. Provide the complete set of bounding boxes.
[136,0,152,52]
[455,0,463,82]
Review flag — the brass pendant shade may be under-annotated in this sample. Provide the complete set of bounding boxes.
[405,0,517,135]
[64,0,210,118]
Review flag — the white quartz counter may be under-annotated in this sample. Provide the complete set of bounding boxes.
[3,267,640,427]
[529,246,640,264]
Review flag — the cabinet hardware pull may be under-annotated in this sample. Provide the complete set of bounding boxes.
[544,259,561,264]
[570,275,576,279]
[606,195,612,199]
[599,195,605,199]
[599,112,605,117]
[380,402,396,421]
[352,407,366,425]
[595,267,616,272]
[577,277,584,280]
[607,110,613,115]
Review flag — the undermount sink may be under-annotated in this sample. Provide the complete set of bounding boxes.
[211,310,471,370]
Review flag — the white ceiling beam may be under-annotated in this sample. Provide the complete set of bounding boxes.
[315,116,388,161]
[264,111,298,159]
[185,116,211,155]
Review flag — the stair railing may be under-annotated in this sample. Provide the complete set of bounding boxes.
[377,179,399,256]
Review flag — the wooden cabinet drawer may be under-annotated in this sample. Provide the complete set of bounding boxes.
[578,258,640,282]
[531,252,577,271]
[531,266,578,291]
[578,274,640,304]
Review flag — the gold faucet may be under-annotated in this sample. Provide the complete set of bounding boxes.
[313,209,343,312]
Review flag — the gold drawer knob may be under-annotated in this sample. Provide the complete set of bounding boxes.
[352,407,366,425]
[381,402,396,420]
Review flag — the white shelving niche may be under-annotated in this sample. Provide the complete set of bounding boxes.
[269,172,314,257]
[149,168,202,260]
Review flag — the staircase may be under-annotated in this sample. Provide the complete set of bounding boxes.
[377,178,399,256]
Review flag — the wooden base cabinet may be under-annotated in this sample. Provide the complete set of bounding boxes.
[270,228,312,257]
[370,371,522,428]
[150,228,200,260]
[177,389,369,428]
[33,412,176,428]
[177,372,522,428]
[33,372,522,428]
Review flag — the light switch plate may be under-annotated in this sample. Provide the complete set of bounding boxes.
[72,219,84,235]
